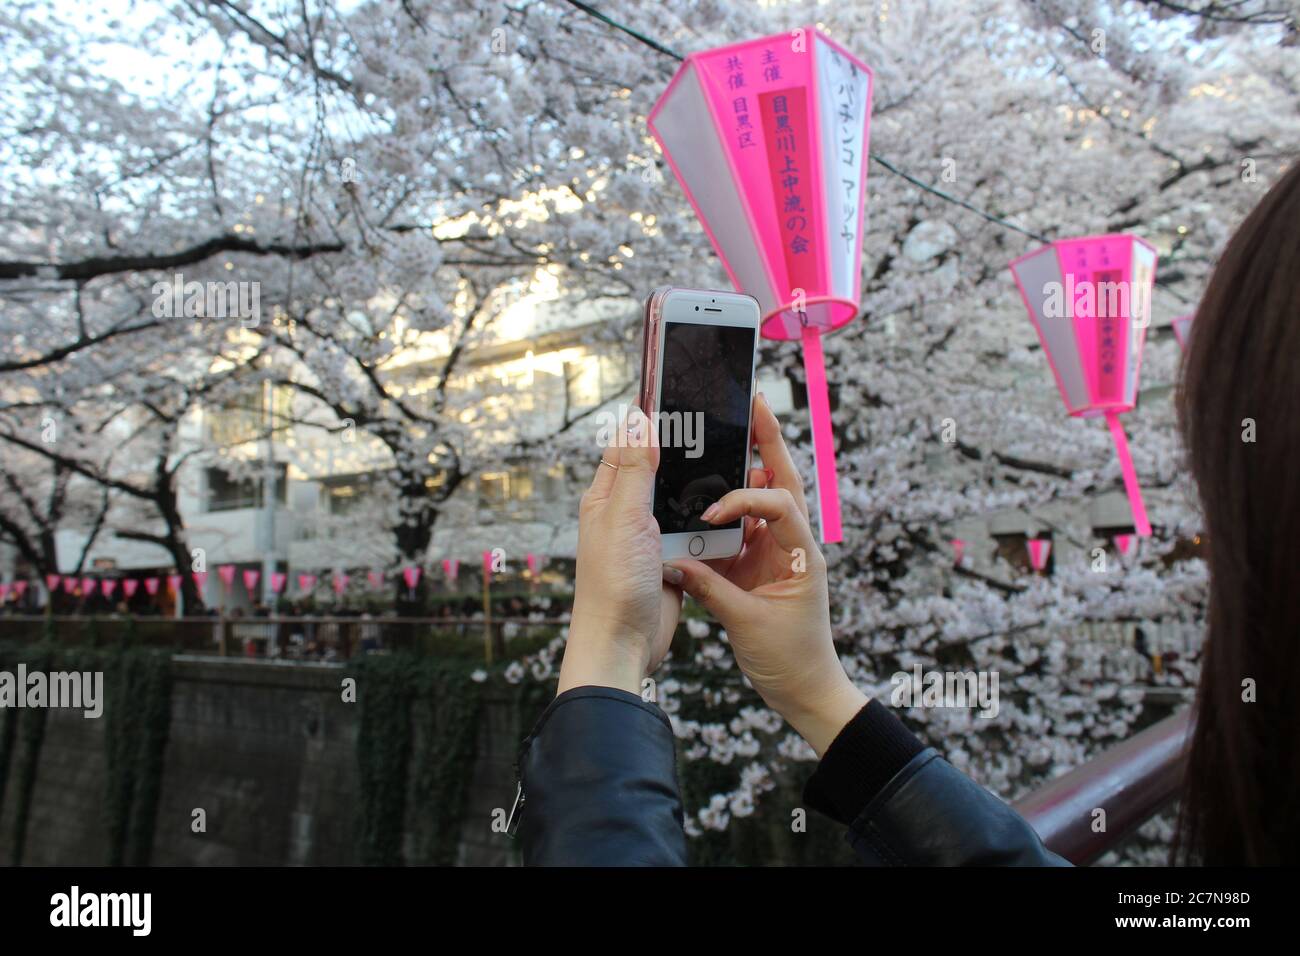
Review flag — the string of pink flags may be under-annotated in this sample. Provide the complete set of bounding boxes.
[0,553,550,605]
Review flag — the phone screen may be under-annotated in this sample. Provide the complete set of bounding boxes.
[653,320,755,534]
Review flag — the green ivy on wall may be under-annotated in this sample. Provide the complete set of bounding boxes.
[353,654,416,865]
[0,634,172,867]
[6,645,50,866]
[100,645,173,866]
[406,660,486,866]
[352,655,554,866]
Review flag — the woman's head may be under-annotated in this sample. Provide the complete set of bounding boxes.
[1177,161,1300,865]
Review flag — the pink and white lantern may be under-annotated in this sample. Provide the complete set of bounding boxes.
[649,27,874,544]
[367,570,384,590]
[243,569,260,596]
[144,577,161,596]
[951,538,966,566]
[45,573,60,592]
[270,572,287,594]
[217,564,237,591]
[1027,538,1052,573]
[332,571,350,595]
[402,565,421,593]
[11,580,26,600]
[1010,234,1158,537]
[122,579,139,598]
[442,558,459,583]
[1171,313,1194,352]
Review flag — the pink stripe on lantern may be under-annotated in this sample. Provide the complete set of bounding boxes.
[526,553,538,575]
[192,571,209,591]
[102,579,118,598]
[144,577,160,595]
[297,574,316,593]
[0,583,8,599]
[45,574,61,592]
[12,581,26,599]
[332,572,349,594]
[367,570,384,590]
[402,565,421,590]
[123,579,139,597]
[270,572,287,593]
[218,564,237,589]
[81,577,97,595]
[1114,533,1134,557]
[952,539,966,565]
[62,577,77,594]
[482,550,494,579]
[442,558,459,582]
[802,328,842,543]
[243,569,260,595]
[1105,412,1152,537]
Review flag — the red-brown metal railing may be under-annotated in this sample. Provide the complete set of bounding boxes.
[1013,709,1194,865]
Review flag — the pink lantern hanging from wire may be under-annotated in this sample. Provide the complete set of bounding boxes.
[1009,234,1158,537]
[1171,313,1193,352]
[649,27,874,544]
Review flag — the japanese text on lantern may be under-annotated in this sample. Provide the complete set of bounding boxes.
[1094,268,1122,378]
[725,55,755,150]
[833,53,859,247]
[761,88,818,295]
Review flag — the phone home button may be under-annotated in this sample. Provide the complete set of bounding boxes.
[688,535,706,556]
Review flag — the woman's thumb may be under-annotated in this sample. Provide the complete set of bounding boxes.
[663,559,747,623]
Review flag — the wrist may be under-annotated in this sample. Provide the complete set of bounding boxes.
[778,673,869,759]
[557,623,650,697]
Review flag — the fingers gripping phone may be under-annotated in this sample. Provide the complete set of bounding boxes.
[640,287,760,560]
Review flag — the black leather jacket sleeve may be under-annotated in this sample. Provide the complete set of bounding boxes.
[517,686,687,866]
[517,687,1066,867]
[804,698,1069,866]
[831,748,1068,865]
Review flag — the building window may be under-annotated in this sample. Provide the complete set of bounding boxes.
[205,465,287,512]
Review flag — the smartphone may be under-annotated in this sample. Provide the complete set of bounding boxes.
[640,287,760,560]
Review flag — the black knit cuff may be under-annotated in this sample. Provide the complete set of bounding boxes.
[802,698,926,825]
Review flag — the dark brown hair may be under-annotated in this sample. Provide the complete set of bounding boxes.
[1177,161,1300,865]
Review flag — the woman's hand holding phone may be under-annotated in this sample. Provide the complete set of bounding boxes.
[663,394,867,756]
[557,407,683,697]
